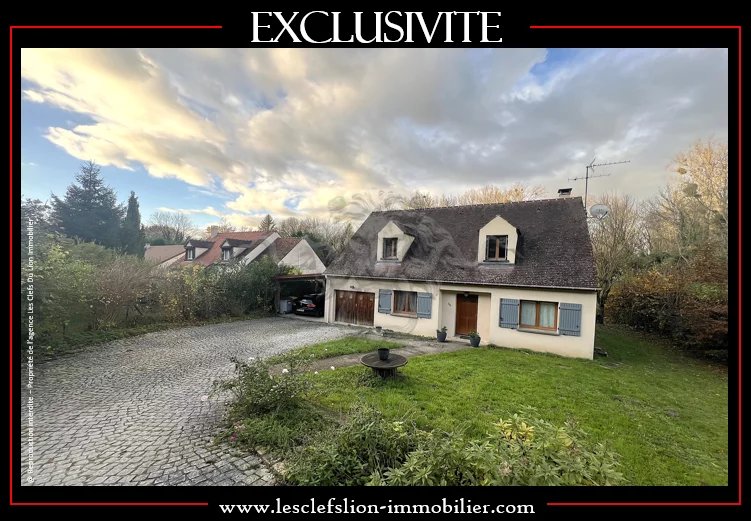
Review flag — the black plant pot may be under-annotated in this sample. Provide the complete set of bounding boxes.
[436,331,447,342]
[469,336,481,347]
[378,348,390,361]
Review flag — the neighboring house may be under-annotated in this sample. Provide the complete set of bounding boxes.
[144,244,185,268]
[323,197,598,359]
[182,231,326,274]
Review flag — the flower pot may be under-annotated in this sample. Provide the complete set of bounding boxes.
[378,347,390,361]
[469,336,481,347]
[436,331,447,342]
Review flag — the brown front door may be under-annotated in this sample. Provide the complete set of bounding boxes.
[455,294,478,335]
[335,290,375,326]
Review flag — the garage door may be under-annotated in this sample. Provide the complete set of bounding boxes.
[335,290,375,326]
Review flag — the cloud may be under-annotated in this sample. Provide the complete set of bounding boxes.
[22,48,728,219]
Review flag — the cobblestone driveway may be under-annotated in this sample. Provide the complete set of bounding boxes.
[20,317,356,486]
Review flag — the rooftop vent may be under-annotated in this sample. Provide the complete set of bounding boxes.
[557,188,573,198]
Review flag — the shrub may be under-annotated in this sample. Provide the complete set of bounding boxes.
[228,404,331,455]
[285,404,426,486]
[215,356,312,416]
[284,406,623,486]
[608,261,728,359]
[372,413,623,486]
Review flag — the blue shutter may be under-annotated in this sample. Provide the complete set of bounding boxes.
[416,292,432,318]
[378,289,392,314]
[559,303,582,336]
[499,298,519,328]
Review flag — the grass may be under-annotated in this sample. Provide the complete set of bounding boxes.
[304,325,728,486]
[269,337,403,363]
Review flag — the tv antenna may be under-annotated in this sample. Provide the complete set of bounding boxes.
[569,158,631,209]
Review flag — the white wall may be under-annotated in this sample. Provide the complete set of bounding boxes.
[477,215,519,263]
[279,239,326,274]
[325,277,440,337]
[325,276,597,359]
[376,221,415,262]
[159,254,183,268]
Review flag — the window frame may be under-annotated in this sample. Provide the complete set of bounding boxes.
[519,300,558,331]
[221,247,231,261]
[186,247,195,260]
[392,290,417,317]
[485,235,508,261]
[382,237,398,260]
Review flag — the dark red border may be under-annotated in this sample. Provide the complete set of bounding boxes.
[9,25,221,508]
[529,24,742,509]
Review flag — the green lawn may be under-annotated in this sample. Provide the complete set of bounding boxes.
[305,325,728,486]
[271,337,403,363]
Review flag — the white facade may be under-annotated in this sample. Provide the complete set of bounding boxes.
[279,240,326,274]
[324,276,597,359]
[476,215,519,263]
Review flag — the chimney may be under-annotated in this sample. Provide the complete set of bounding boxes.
[557,188,573,198]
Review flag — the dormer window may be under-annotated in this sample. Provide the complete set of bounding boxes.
[186,247,195,260]
[485,235,508,261]
[222,248,231,261]
[382,238,398,260]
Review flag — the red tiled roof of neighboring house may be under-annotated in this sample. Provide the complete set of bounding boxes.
[144,244,184,264]
[191,231,274,266]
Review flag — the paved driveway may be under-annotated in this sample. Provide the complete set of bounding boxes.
[20,317,357,486]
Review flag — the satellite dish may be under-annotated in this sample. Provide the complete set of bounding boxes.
[590,204,610,219]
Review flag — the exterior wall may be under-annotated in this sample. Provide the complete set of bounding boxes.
[241,232,280,265]
[477,215,519,264]
[325,277,440,337]
[279,240,326,274]
[192,247,208,259]
[325,276,597,359]
[376,221,415,262]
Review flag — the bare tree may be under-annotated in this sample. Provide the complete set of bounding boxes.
[589,193,643,323]
[147,211,194,244]
[402,191,437,209]
[203,218,236,239]
[455,183,545,206]
[672,139,728,256]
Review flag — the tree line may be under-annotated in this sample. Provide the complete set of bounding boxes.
[589,139,728,360]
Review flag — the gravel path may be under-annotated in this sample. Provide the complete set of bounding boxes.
[20,317,357,486]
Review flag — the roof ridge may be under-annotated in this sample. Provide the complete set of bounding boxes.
[370,196,582,214]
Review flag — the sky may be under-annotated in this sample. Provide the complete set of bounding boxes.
[20,48,728,229]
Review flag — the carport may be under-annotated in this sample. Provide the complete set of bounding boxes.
[274,274,325,314]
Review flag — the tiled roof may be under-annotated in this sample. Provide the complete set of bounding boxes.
[190,231,273,266]
[272,237,302,260]
[324,197,597,290]
[185,239,214,248]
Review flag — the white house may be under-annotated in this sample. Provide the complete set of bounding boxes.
[323,197,598,359]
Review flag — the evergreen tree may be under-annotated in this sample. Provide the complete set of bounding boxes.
[51,161,124,247]
[258,213,276,232]
[120,191,146,256]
